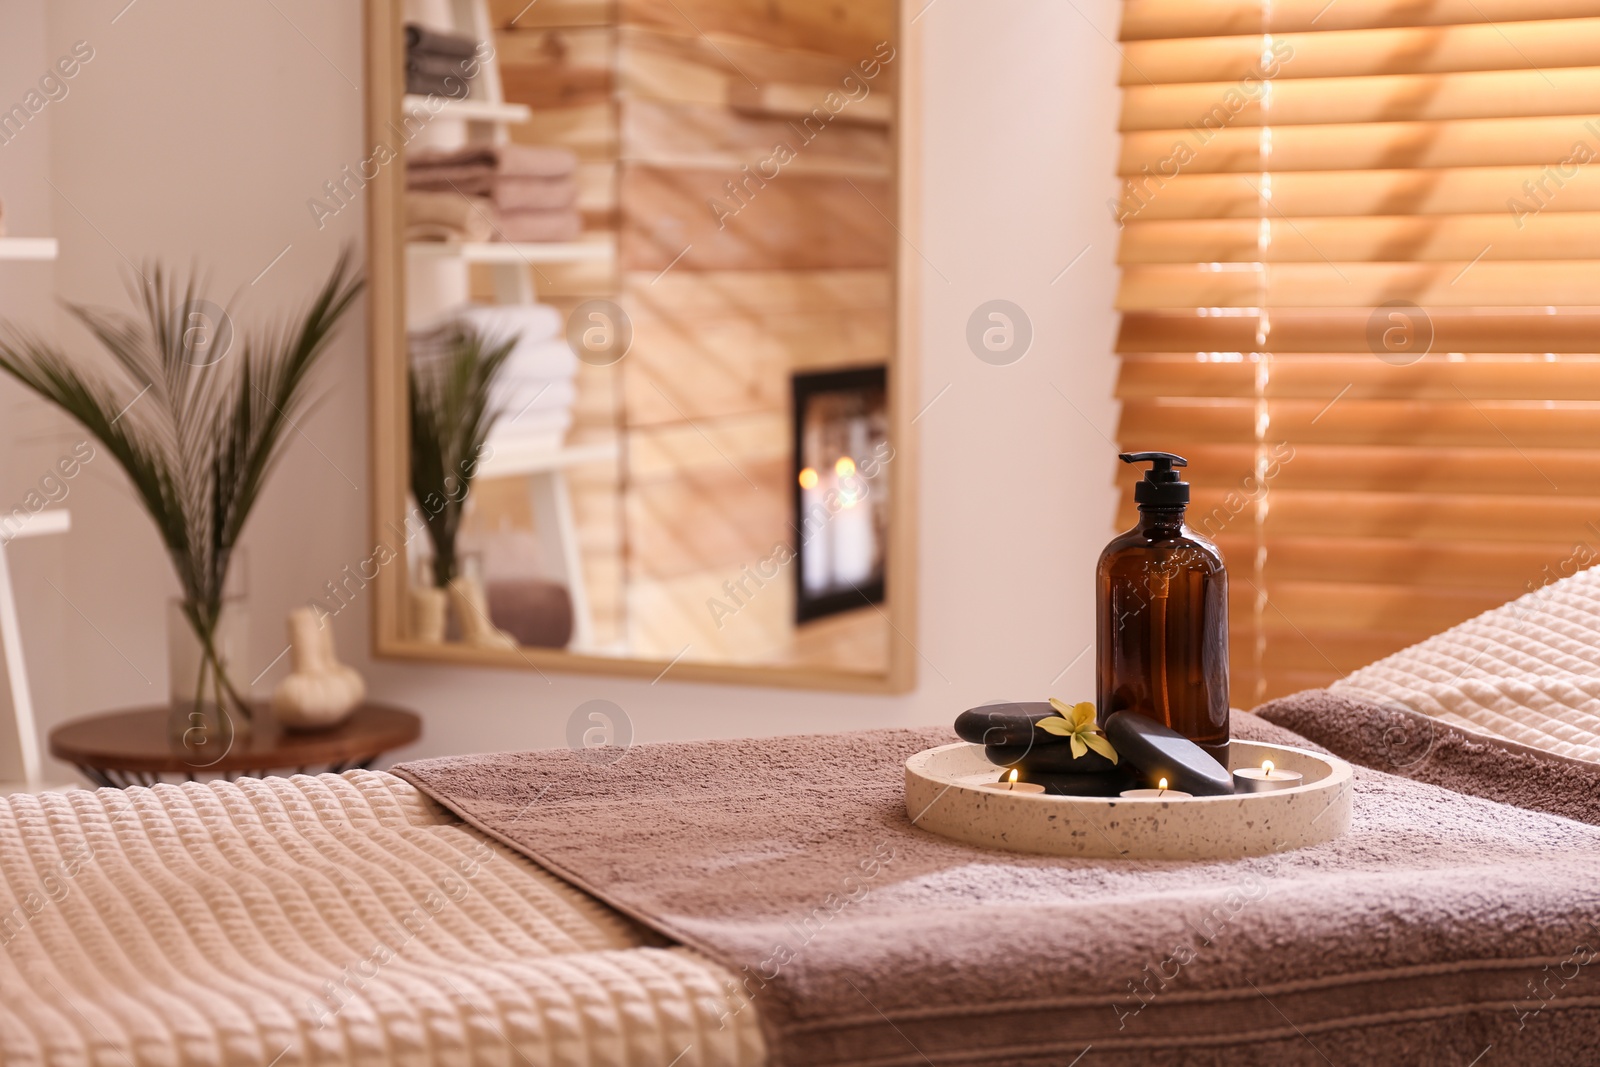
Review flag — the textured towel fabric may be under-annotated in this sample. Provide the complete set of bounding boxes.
[394,715,1600,1067]
[1252,563,1600,825]
[409,144,579,180]
[1332,564,1600,761]
[1255,687,1600,826]
[0,772,766,1067]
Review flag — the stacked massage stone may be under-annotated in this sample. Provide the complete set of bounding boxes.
[953,701,1234,797]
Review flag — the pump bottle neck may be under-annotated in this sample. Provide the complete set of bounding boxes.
[1137,506,1186,535]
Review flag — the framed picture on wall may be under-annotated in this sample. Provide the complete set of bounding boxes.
[792,366,890,623]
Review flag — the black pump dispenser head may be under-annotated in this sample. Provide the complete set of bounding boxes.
[1121,451,1190,509]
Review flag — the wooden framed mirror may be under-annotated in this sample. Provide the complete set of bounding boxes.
[364,0,917,690]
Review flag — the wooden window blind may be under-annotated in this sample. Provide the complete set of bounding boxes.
[1112,0,1600,703]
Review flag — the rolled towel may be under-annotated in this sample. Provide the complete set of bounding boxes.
[408,144,578,180]
[405,191,494,243]
[404,23,480,58]
[495,209,582,243]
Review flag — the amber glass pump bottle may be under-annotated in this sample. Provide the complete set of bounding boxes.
[1097,452,1230,759]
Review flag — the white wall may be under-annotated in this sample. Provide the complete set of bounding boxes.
[18,0,1121,776]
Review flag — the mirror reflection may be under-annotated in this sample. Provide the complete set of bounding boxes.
[393,0,901,676]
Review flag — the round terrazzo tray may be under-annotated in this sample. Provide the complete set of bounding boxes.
[905,740,1353,860]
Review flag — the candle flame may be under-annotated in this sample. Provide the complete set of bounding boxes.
[1262,759,1275,775]
[835,456,857,477]
[798,467,819,489]
[1158,777,1169,790]
[1008,768,1019,784]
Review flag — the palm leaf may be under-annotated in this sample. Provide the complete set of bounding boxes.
[0,248,363,653]
[408,324,517,586]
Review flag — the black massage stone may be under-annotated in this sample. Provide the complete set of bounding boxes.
[1102,711,1234,796]
[954,701,1066,747]
[985,740,1116,775]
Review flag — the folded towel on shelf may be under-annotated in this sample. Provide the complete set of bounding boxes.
[408,171,578,212]
[409,144,579,180]
[448,303,565,350]
[407,51,478,79]
[405,70,472,99]
[491,410,574,445]
[495,378,578,419]
[404,190,494,243]
[404,23,480,58]
[495,208,582,243]
[486,425,573,456]
[501,335,580,379]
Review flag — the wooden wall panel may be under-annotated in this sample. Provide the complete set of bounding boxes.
[628,410,787,481]
[627,460,788,578]
[497,27,614,107]
[619,165,893,271]
[621,98,891,176]
[618,27,892,104]
[487,0,610,29]
[480,0,895,659]
[619,0,892,60]
[623,304,890,424]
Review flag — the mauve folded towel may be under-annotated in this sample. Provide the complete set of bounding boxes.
[408,144,579,180]
[395,713,1600,1067]
[495,208,582,243]
[1255,687,1600,826]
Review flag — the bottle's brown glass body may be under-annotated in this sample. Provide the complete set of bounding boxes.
[1096,509,1229,759]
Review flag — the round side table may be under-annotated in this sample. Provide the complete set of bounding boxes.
[48,703,422,787]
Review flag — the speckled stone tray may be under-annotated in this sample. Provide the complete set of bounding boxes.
[905,740,1353,860]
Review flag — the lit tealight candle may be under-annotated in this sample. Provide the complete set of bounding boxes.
[1233,758,1304,793]
[980,768,1046,794]
[1119,776,1194,800]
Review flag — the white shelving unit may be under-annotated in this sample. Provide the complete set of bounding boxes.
[0,238,59,262]
[404,0,614,651]
[402,94,531,125]
[0,510,71,793]
[406,240,614,266]
[0,238,69,792]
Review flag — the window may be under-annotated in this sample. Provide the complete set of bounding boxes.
[1112,0,1600,702]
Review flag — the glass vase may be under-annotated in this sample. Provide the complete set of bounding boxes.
[167,597,252,758]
